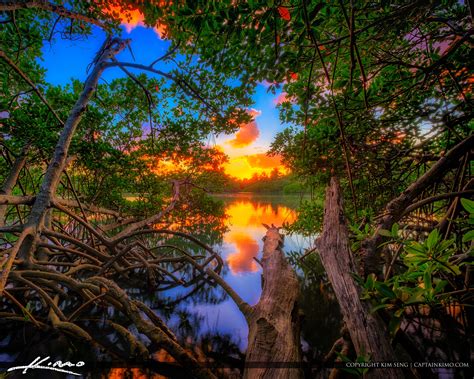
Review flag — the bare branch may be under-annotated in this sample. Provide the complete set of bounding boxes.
[0,0,107,29]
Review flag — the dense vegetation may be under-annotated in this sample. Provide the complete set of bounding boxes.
[219,171,308,193]
[0,1,472,378]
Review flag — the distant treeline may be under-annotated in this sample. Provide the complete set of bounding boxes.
[222,170,307,194]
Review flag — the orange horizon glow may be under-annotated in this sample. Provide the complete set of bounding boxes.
[221,153,289,180]
[140,148,289,180]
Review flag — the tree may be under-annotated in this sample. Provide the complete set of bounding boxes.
[1,1,472,377]
[130,0,473,374]
[0,3,253,377]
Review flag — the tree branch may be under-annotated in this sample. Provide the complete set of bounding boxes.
[0,0,107,29]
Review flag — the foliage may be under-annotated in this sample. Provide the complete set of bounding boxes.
[356,199,473,337]
[221,172,308,193]
[0,0,472,373]
[122,0,473,216]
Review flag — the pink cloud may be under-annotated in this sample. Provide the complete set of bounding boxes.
[228,109,261,148]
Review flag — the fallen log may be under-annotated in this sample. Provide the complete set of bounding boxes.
[316,178,404,379]
[204,225,303,378]
[243,225,303,379]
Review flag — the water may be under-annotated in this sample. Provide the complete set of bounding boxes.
[159,193,342,359]
[191,193,314,349]
[0,193,342,376]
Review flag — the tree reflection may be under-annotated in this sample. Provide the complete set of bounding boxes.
[287,250,343,366]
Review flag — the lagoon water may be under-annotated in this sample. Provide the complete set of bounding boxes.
[160,193,341,358]
[0,193,341,375]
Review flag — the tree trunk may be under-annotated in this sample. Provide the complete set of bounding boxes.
[243,225,303,379]
[15,37,129,262]
[0,37,130,291]
[316,177,403,379]
[0,145,28,226]
[361,134,473,276]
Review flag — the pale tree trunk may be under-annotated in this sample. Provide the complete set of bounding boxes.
[316,177,404,379]
[26,38,129,230]
[243,225,303,379]
[0,37,130,291]
[0,37,221,379]
[16,38,129,261]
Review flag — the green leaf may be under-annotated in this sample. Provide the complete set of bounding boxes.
[426,229,439,250]
[405,242,425,255]
[434,280,448,293]
[388,316,401,337]
[391,223,399,236]
[378,229,392,237]
[405,289,425,304]
[374,282,396,299]
[460,198,474,214]
[462,230,474,243]
[365,273,376,289]
[423,270,432,290]
[370,303,390,313]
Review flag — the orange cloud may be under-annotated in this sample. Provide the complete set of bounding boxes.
[226,232,259,274]
[227,109,261,148]
[104,4,167,38]
[246,153,283,169]
[274,92,296,105]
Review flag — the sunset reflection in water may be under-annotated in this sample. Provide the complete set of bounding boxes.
[223,200,296,275]
[190,194,308,350]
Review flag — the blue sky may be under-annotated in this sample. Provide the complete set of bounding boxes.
[41,23,288,179]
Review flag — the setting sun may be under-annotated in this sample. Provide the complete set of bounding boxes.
[221,154,289,180]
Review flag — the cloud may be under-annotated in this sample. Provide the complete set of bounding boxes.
[246,153,283,169]
[105,5,167,38]
[273,92,296,105]
[228,121,260,147]
[227,109,261,148]
[226,233,259,274]
[222,153,289,179]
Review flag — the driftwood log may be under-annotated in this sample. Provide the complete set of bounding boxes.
[316,178,404,379]
[244,226,303,379]
[207,225,303,378]
[243,225,303,379]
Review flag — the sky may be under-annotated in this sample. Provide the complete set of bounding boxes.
[40,11,290,180]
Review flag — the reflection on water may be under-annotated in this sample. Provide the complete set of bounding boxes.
[172,193,331,354]
[0,193,342,376]
[226,232,260,274]
[223,199,297,275]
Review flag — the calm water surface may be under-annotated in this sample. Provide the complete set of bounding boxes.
[0,193,342,377]
[161,193,341,357]
[197,193,313,349]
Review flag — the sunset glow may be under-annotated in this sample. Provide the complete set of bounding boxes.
[221,153,289,180]
[106,7,290,180]
[216,108,290,180]
[224,200,296,274]
[104,4,168,38]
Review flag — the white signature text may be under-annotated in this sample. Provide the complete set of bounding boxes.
[7,356,85,376]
